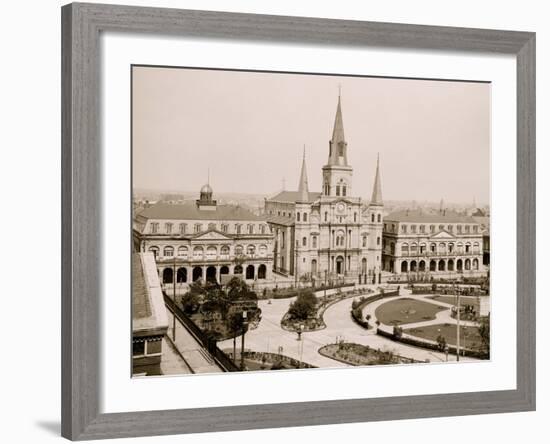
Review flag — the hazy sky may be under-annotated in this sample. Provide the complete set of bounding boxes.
[132,66,490,205]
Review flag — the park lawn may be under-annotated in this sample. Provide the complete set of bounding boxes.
[404,323,482,350]
[375,297,448,326]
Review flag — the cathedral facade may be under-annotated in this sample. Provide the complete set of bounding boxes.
[265,95,384,285]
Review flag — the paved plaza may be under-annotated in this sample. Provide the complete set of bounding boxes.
[218,286,480,368]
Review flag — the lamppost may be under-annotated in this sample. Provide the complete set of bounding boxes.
[240,310,248,371]
[172,255,177,341]
[455,284,461,362]
[298,323,304,368]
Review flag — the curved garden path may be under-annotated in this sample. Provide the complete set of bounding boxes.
[218,286,477,367]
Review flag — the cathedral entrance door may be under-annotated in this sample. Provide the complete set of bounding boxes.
[336,256,344,275]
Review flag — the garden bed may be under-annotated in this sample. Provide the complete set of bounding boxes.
[281,288,373,332]
[319,343,420,366]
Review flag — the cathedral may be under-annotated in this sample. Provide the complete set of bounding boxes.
[265,94,384,285]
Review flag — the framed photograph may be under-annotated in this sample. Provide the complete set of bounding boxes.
[61,2,535,440]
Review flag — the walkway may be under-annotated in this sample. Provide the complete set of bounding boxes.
[218,286,477,366]
[166,310,224,374]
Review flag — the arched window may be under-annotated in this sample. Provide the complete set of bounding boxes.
[247,245,256,256]
[371,214,375,222]
[362,236,367,248]
[246,265,255,280]
[377,214,381,223]
[465,242,472,253]
[177,246,188,259]
[302,237,307,247]
[162,268,173,284]
[473,242,480,253]
[402,243,409,255]
[438,242,446,254]
[410,242,418,254]
[312,236,317,248]
[258,245,267,257]
[192,246,203,260]
[220,245,230,258]
[473,258,479,270]
[176,267,187,283]
[336,185,341,196]
[234,265,243,275]
[297,213,301,222]
[258,264,267,279]
[342,186,347,196]
[234,245,243,256]
[430,243,437,253]
[163,246,174,257]
[324,211,328,222]
[206,246,217,260]
[311,259,317,275]
[303,213,308,222]
[457,242,464,253]
[377,236,381,246]
[354,212,357,222]
[148,246,159,258]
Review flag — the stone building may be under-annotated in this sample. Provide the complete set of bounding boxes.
[133,184,274,293]
[132,252,169,376]
[381,210,486,278]
[265,94,384,285]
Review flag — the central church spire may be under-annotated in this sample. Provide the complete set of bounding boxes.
[322,92,353,197]
[327,93,348,166]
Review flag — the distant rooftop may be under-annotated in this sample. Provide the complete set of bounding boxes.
[267,190,322,203]
[266,215,296,227]
[137,202,263,222]
[385,210,478,224]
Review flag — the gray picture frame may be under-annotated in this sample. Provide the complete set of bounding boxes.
[61,2,536,440]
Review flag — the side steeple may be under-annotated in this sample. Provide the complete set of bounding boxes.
[370,154,383,206]
[297,145,309,202]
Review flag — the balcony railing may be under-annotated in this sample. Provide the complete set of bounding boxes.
[155,254,273,263]
[389,251,481,258]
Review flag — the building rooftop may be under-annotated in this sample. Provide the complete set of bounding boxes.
[385,210,478,224]
[266,215,296,227]
[267,190,322,203]
[137,202,263,222]
[133,253,169,337]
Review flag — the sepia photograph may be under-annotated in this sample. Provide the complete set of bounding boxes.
[131,65,491,377]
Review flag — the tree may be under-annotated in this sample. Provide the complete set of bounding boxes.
[227,311,247,361]
[393,325,403,339]
[180,291,200,314]
[436,334,447,351]
[288,289,317,321]
[478,315,490,356]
